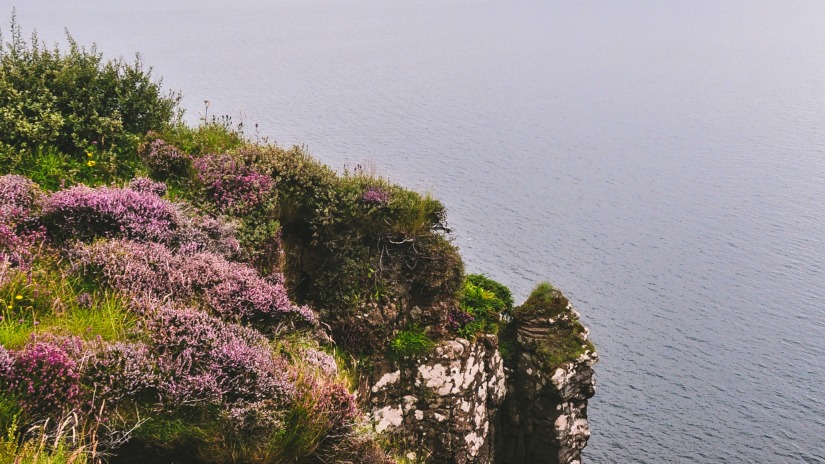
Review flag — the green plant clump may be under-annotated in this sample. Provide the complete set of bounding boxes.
[452,274,512,338]
[389,325,434,358]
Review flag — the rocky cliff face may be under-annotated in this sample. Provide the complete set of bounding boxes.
[364,290,597,464]
[495,301,597,464]
[365,335,506,463]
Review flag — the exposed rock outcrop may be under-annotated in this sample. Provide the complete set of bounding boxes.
[363,287,596,464]
[495,295,598,464]
[366,335,506,463]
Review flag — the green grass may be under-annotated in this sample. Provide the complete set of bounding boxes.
[536,329,593,369]
[0,409,94,464]
[0,259,136,349]
[158,119,245,157]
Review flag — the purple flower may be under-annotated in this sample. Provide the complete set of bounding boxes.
[72,239,317,327]
[76,292,93,309]
[193,153,274,214]
[303,349,338,377]
[447,308,475,332]
[7,341,82,416]
[0,345,13,383]
[361,186,390,205]
[0,175,44,267]
[127,177,168,197]
[144,306,295,409]
[41,185,182,244]
[139,138,192,180]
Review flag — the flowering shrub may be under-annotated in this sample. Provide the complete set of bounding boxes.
[86,305,297,417]
[311,381,358,432]
[0,175,41,214]
[0,175,44,266]
[174,212,242,260]
[144,306,293,408]
[86,342,159,404]
[73,239,316,326]
[75,292,93,309]
[361,186,389,206]
[127,177,168,197]
[41,185,181,244]
[447,308,475,333]
[0,222,42,267]
[138,138,192,180]
[6,341,82,416]
[302,348,338,377]
[193,153,274,214]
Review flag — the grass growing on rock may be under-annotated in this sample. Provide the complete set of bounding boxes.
[514,282,594,370]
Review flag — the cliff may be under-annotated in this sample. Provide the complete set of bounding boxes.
[0,27,596,463]
[361,286,597,464]
[496,295,597,464]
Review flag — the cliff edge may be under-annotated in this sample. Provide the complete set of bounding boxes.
[363,284,597,464]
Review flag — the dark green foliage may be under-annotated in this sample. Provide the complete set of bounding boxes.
[258,144,464,312]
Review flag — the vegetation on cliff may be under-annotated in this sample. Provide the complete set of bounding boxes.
[500,282,595,369]
[0,18,593,464]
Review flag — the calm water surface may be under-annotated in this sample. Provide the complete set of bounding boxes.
[8,1,825,462]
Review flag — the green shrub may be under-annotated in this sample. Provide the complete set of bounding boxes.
[0,16,178,187]
[254,144,463,314]
[466,274,513,313]
[451,274,512,338]
[389,325,434,358]
[0,18,178,152]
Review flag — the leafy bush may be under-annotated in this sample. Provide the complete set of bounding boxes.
[389,325,434,358]
[0,18,178,157]
[466,274,513,313]
[253,144,463,315]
